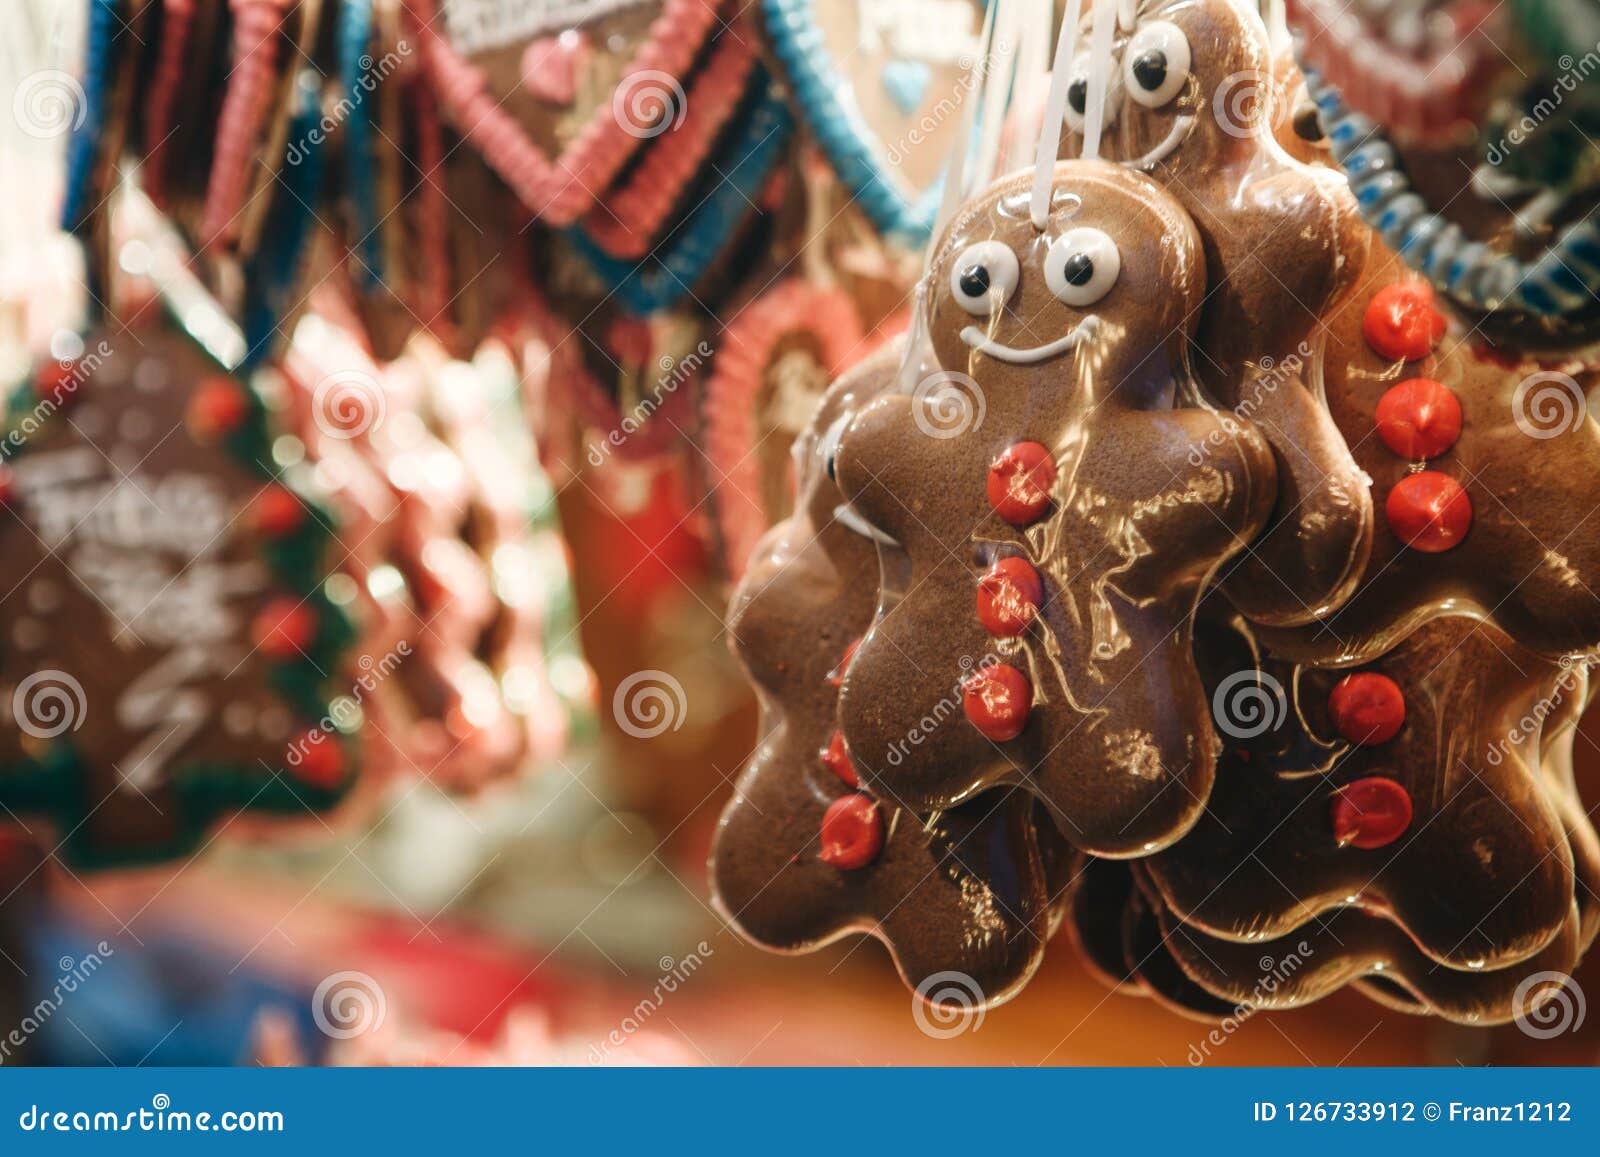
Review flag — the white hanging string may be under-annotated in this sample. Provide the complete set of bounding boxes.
[1080,0,1120,160]
[972,0,1022,191]
[928,0,1001,263]
[1029,0,1084,229]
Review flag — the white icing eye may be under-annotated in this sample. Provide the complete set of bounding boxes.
[816,412,851,482]
[1044,228,1120,306]
[948,240,1020,317]
[1063,53,1123,133]
[1122,21,1190,108]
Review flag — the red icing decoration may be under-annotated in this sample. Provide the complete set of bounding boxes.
[187,375,251,439]
[987,442,1056,526]
[0,465,15,508]
[252,597,317,659]
[1363,282,1446,362]
[1385,471,1471,552]
[252,486,306,537]
[976,556,1043,636]
[1330,777,1413,849]
[962,664,1032,741]
[828,637,862,688]
[1328,672,1406,745]
[819,793,883,869]
[290,732,345,791]
[820,730,859,787]
[35,361,83,410]
[1375,378,1461,460]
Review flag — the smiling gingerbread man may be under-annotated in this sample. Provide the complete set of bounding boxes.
[833,160,1276,856]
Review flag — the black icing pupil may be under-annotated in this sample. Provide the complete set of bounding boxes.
[1068,79,1087,115]
[1293,101,1324,142]
[1132,49,1168,92]
[1062,253,1095,287]
[959,265,991,299]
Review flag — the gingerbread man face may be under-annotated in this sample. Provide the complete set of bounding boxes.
[711,339,1068,1007]
[924,161,1202,387]
[834,161,1277,856]
[1145,609,1596,975]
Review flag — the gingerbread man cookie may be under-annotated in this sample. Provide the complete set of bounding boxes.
[833,161,1276,856]
[711,338,1069,1007]
[1257,244,1600,666]
[1055,0,1374,627]
[1144,606,1596,975]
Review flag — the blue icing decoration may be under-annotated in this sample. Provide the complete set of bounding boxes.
[882,59,931,114]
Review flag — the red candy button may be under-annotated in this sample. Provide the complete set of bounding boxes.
[987,442,1056,526]
[819,730,859,787]
[34,360,83,410]
[187,375,251,439]
[1375,378,1461,459]
[289,732,345,790]
[1363,282,1446,362]
[1330,777,1413,849]
[976,557,1044,636]
[0,466,15,509]
[252,597,317,659]
[1328,672,1406,745]
[828,638,861,688]
[963,664,1032,741]
[252,485,306,537]
[1385,471,1471,552]
[819,794,883,869]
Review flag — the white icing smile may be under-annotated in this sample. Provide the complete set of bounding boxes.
[960,315,1100,365]
[833,503,900,547]
[1124,114,1195,171]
